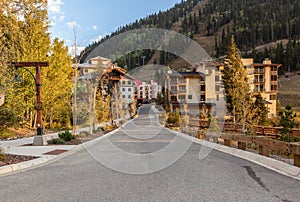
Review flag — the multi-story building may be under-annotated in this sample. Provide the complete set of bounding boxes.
[197,60,226,118]
[164,70,210,115]
[120,75,136,104]
[242,58,281,117]
[164,60,226,118]
[136,80,162,103]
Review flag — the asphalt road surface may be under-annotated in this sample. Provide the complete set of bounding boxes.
[0,104,300,202]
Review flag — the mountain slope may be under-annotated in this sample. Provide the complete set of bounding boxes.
[81,0,300,73]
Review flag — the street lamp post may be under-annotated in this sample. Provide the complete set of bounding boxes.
[12,62,49,145]
[141,56,145,66]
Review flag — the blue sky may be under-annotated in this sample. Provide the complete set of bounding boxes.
[48,0,183,55]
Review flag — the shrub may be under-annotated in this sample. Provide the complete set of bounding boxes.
[0,147,6,161]
[103,124,113,131]
[167,111,182,127]
[50,138,65,144]
[280,134,300,142]
[79,131,91,137]
[58,131,75,142]
[95,127,103,133]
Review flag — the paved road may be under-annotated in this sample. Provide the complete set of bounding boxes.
[0,104,300,202]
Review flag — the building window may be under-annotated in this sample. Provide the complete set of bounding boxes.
[178,77,186,83]
[200,85,205,91]
[178,95,186,101]
[270,94,276,100]
[171,96,177,102]
[188,95,192,99]
[271,66,277,71]
[200,94,205,101]
[122,81,125,85]
[122,88,125,92]
[128,95,131,99]
[171,86,177,93]
[122,95,125,98]
[128,88,131,92]
[215,75,220,81]
[171,77,177,84]
[140,86,143,90]
[271,75,277,81]
[260,85,264,92]
[216,94,219,101]
[128,81,132,85]
[271,85,278,91]
[215,85,220,92]
[179,85,186,92]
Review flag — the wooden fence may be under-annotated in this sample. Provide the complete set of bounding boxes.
[203,132,300,167]
[189,119,300,138]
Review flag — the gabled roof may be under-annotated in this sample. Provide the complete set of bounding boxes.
[89,56,111,61]
[106,67,126,75]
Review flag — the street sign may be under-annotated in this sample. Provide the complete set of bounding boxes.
[0,91,4,106]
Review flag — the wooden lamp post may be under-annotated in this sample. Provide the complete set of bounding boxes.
[12,62,49,145]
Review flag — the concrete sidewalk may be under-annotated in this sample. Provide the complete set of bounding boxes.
[0,133,78,175]
[0,134,76,157]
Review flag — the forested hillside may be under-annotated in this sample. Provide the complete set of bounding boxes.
[81,0,300,74]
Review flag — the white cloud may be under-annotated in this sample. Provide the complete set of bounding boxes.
[59,15,65,21]
[48,0,64,14]
[67,21,79,28]
[92,25,97,30]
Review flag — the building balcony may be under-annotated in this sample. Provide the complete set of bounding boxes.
[271,71,278,75]
[178,79,186,84]
[178,90,186,93]
[254,69,265,74]
[253,79,265,84]
[270,81,278,85]
[270,90,278,93]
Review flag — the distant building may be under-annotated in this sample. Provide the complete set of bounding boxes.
[242,58,281,117]
[136,80,162,103]
[164,69,213,116]
[163,59,226,118]
[120,75,136,104]
[197,60,226,119]
[218,58,281,118]
[77,56,117,76]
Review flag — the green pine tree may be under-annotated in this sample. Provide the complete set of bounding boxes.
[222,35,252,132]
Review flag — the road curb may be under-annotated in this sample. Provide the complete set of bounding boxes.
[176,131,300,180]
[0,156,56,175]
